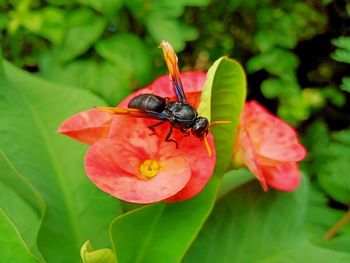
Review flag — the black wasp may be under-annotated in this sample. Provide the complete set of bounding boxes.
[95,41,228,156]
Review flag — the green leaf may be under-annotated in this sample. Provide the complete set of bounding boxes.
[57,8,107,62]
[46,0,72,5]
[110,182,220,263]
[197,57,224,120]
[332,37,350,52]
[321,86,345,107]
[78,0,123,17]
[40,60,131,105]
[145,17,197,51]
[81,241,117,263]
[181,0,211,6]
[95,62,132,105]
[333,130,350,147]
[109,57,247,263]
[125,0,201,51]
[95,34,152,86]
[332,50,350,64]
[306,125,350,203]
[261,78,284,98]
[218,168,254,199]
[0,149,45,260]
[303,120,330,156]
[198,57,246,170]
[0,61,123,262]
[305,184,350,253]
[0,209,40,262]
[20,7,66,44]
[254,29,296,52]
[340,77,350,93]
[183,178,350,263]
[331,37,350,64]
[0,47,44,259]
[317,141,350,203]
[0,47,3,76]
[247,48,299,78]
[305,120,350,203]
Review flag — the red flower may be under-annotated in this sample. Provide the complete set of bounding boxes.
[233,101,306,191]
[58,72,216,203]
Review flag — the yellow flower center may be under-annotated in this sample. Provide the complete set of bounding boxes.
[139,160,160,180]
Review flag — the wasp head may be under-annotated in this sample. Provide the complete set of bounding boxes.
[191,117,209,139]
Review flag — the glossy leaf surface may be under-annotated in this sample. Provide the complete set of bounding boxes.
[0,149,45,259]
[183,178,350,263]
[0,209,40,263]
[0,58,123,262]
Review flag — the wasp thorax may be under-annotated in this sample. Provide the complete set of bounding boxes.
[191,117,209,138]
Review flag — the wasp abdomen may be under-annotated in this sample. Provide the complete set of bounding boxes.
[128,94,166,113]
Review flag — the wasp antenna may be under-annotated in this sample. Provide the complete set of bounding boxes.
[209,120,231,128]
[203,136,212,157]
[94,106,119,114]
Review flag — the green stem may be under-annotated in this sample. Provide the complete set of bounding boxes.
[324,207,350,240]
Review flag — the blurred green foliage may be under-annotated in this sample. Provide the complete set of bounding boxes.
[1,0,350,262]
[0,0,212,105]
[332,36,350,93]
[1,0,348,125]
[305,121,350,203]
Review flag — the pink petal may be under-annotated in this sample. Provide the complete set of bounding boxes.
[152,71,206,97]
[185,92,202,109]
[117,72,205,111]
[107,117,162,176]
[243,101,306,162]
[57,109,113,144]
[164,132,216,202]
[108,115,161,152]
[117,72,205,109]
[181,71,207,93]
[116,87,153,108]
[108,112,216,202]
[85,139,191,203]
[235,127,268,191]
[261,162,301,191]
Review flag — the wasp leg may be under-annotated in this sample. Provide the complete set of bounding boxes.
[180,128,190,137]
[148,121,165,135]
[165,126,178,148]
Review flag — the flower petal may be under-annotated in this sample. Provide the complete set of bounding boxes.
[116,72,205,111]
[152,71,206,97]
[261,162,301,191]
[185,92,202,109]
[107,117,162,175]
[164,132,216,202]
[108,111,216,202]
[116,87,153,108]
[57,109,113,144]
[108,116,161,154]
[243,101,306,162]
[85,139,191,203]
[235,128,268,191]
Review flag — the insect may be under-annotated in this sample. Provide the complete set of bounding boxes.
[95,41,229,156]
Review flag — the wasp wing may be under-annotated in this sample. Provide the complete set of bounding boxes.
[160,41,187,103]
[94,107,169,121]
